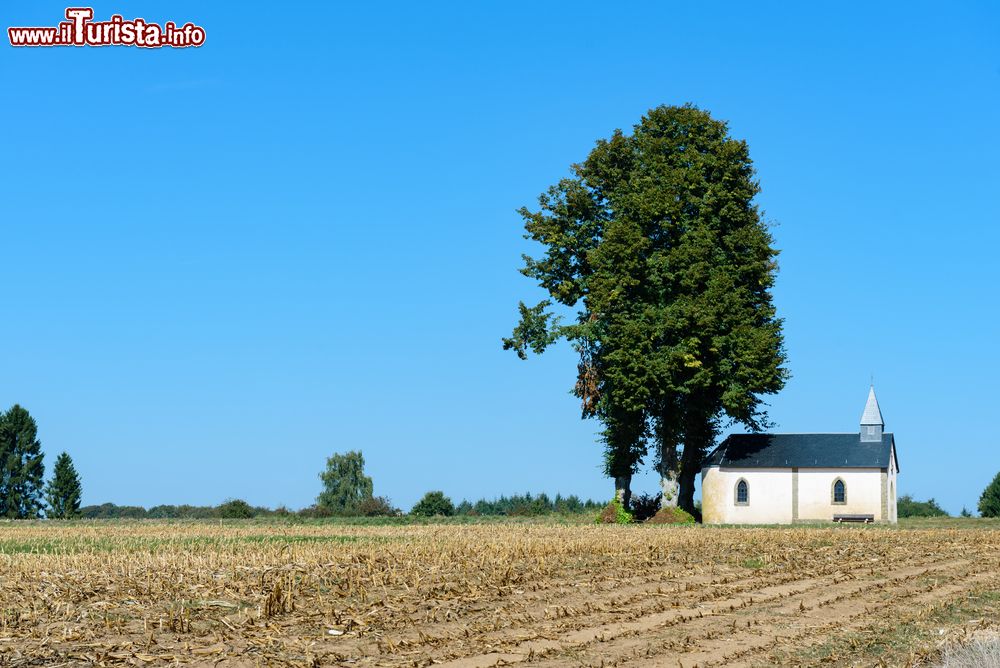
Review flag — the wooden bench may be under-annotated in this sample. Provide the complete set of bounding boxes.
[833,514,874,523]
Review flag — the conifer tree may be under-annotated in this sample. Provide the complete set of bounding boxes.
[45,452,83,519]
[0,405,46,519]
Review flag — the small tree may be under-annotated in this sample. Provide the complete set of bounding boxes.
[217,498,255,519]
[411,491,454,517]
[44,452,82,519]
[0,405,46,519]
[317,451,374,515]
[960,507,973,518]
[978,472,1000,518]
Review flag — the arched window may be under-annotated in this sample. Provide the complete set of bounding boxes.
[833,478,847,504]
[735,479,749,505]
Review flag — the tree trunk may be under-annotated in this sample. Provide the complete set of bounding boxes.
[678,439,701,514]
[679,399,718,515]
[658,441,680,508]
[614,474,632,509]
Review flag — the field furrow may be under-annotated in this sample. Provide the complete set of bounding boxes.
[0,520,997,667]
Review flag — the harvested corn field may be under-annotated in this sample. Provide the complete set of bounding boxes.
[1,520,998,667]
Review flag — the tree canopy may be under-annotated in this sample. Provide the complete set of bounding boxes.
[317,450,374,514]
[411,491,455,517]
[217,498,255,519]
[505,104,786,509]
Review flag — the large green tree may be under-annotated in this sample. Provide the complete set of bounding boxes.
[0,405,46,519]
[505,105,786,511]
[317,450,374,514]
[45,452,83,519]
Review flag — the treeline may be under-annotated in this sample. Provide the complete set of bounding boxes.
[454,493,602,516]
[81,500,284,520]
[317,451,602,518]
[80,499,393,519]
[79,492,603,520]
[896,495,948,518]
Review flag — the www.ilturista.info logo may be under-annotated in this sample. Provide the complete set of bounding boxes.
[8,8,205,48]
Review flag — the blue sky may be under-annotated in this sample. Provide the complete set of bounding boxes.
[3,2,998,514]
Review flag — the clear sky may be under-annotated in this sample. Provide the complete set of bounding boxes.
[3,2,999,515]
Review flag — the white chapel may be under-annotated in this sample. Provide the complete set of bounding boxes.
[701,387,899,524]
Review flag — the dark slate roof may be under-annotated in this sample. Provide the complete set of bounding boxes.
[704,433,898,470]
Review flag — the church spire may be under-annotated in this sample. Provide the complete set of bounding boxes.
[860,385,883,442]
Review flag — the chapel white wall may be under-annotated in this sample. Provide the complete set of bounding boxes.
[701,467,793,524]
[796,468,882,520]
[702,465,896,525]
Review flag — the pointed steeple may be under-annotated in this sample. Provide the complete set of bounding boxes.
[860,385,883,442]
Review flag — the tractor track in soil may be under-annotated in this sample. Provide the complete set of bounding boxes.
[341,559,882,663]
[604,560,996,667]
[345,553,982,667]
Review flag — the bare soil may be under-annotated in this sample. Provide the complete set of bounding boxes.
[0,520,997,667]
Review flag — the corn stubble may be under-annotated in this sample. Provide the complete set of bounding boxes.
[0,522,997,667]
